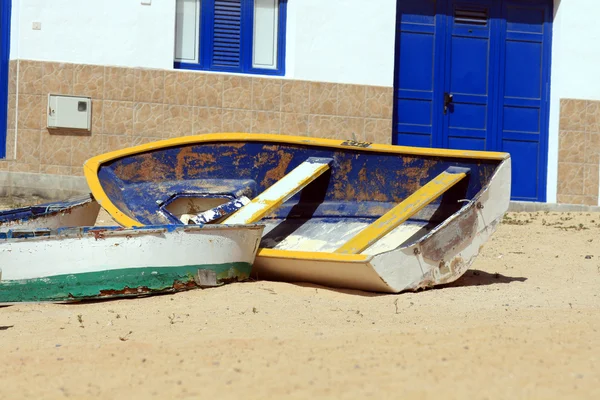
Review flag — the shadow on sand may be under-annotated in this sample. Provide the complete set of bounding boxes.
[286,269,527,297]
[437,269,527,289]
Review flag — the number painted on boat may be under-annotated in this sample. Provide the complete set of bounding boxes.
[340,140,371,148]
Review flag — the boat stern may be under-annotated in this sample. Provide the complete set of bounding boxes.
[370,156,512,293]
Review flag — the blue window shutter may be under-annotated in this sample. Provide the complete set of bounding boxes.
[211,0,242,69]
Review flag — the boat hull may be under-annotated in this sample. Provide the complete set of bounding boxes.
[0,224,263,303]
[253,158,510,292]
[0,195,100,232]
[83,133,511,294]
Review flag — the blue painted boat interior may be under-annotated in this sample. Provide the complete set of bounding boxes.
[0,195,93,223]
[97,140,504,249]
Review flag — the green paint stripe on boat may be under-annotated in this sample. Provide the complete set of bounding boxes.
[0,262,252,303]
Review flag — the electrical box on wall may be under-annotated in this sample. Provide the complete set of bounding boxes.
[47,94,92,131]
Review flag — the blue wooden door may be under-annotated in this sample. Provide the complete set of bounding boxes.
[394,0,447,148]
[393,0,552,202]
[494,0,552,201]
[443,0,497,151]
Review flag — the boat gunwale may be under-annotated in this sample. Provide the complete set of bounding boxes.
[0,194,97,221]
[0,223,266,243]
[83,133,511,263]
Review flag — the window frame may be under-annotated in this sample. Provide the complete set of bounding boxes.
[174,0,287,77]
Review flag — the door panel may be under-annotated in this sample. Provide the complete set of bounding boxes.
[444,0,496,150]
[392,0,552,202]
[394,0,446,147]
[496,0,551,201]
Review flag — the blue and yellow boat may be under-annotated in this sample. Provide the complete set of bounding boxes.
[83,133,511,293]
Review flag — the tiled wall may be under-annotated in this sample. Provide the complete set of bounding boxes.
[558,99,600,206]
[1,60,394,177]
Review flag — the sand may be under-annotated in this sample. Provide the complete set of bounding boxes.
[1,210,599,399]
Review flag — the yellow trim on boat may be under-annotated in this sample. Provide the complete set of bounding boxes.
[222,158,332,224]
[83,164,143,227]
[257,248,370,262]
[335,168,468,254]
[83,133,510,228]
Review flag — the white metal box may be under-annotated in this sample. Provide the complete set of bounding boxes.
[47,94,92,131]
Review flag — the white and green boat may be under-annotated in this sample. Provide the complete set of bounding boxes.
[0,224,264,304]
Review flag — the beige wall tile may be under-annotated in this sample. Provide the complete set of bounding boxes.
[558,131,586,164]
[8,94,16,130]
[193,107,223,134]
[10,162,40,173]
[338,84,366,117]
[132,136,162,147]
[557,163,584,196]
[584,164,599,196]
[91,100,104,134]
[281,113,308,136]
[252,78,281,111]
[585,100,600,133]
[165,71,194,105]
[0,160,13,171]
[281,81,309,114]
[103,101,133,135]
[223,76,251,109]
[9,60,17,95]
[559,99,586,131]
[194,74,223,108]
[133,103,164,137]
[309,115,340,139]
[134,69,165,103]
[41,132,72,166]
[104,67,134,101]
[14,129,41,170]
[251,111,280,133]
[365,87,393,119]
[40,165,71,175]
[364,118,392,144]
[335,117,364,140]
[585,133,600,165]
[222,109,252,132]
[42,62,73,95]
[71,134,103,167]
[164,105,193,138]
[18,95,43,130]
[70,167,84,176]
[5,129,16,160]
[73,65,105,98]
[309,82,337,115]
[18,60,42,95]
[556,194,587,205]
[103,135,133,153]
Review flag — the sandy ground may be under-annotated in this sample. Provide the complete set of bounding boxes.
[0,208,599,399]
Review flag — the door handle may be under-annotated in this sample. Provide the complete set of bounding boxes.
[444,93,454,114]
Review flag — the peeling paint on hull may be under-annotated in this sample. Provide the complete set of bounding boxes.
[0,263,251,303]
[0,224,264,304]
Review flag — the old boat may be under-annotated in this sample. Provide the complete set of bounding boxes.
[0,224,264,304]
[0,194,100,232]
[83,133,511,293]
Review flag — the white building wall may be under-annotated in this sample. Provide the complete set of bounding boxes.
[548,0,600,204]
[9,0,177,69]
[8,0,398,87]
[288,0,397,86]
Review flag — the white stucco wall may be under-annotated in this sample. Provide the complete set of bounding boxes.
[8,0,397,87]
[288,0,397,86]
[548,0,600,204]
[9,0,177,70]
